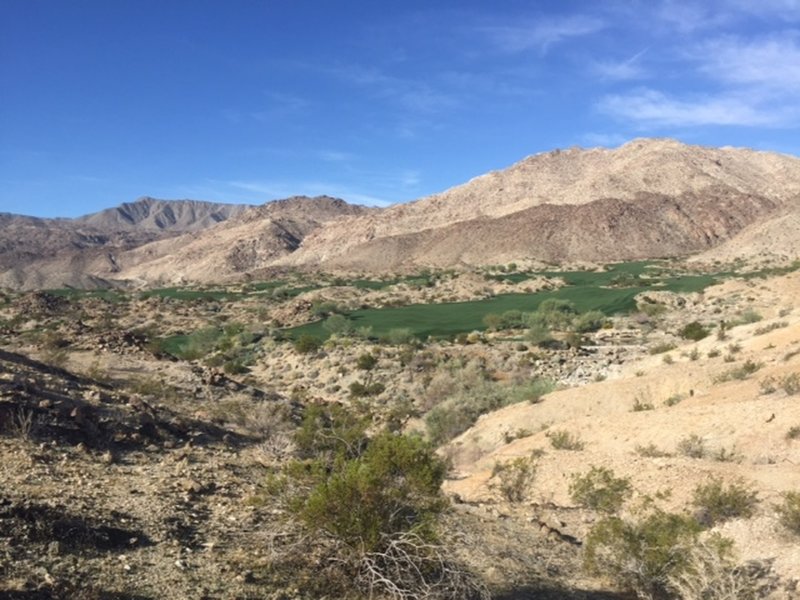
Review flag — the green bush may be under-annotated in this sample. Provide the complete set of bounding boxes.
[491,455,537,503]
[574,310,607,333]
[776,491,800,535]
[293,334,322,354]
[584,509,705,600]
[356,352,378,371]
[323,314,354,336]
[680,321,709,341]
[297,432,448,552]
[692,478,758,525]
[349,380,386,398]
[569,466,631,514]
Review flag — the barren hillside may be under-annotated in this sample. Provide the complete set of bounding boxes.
[279,139,800,270]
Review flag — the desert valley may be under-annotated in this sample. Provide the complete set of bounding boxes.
[1,138,800,600]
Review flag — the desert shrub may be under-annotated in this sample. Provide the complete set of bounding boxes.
[649,342,676,355]
[786,426,800,441]
[491,455,537,503]
[632,395,655,412]
[269,426,488,599]
[525,323,553,346]
[733,309,762,326]
[323,314,354,336]
[381,327,416,346]
[754,321,788,335]
[310,300,343,318]
[546,429,585,451]
[425,377,552,445]
[293,403,369,462]
[781,372,800,395]
[569,466,631,514]
[349,381,386,398]
[680,321,709,341]
[574,310,606,333]
[176,326,222,359]
[714,360,762,383]
[691,478,758,525]
[293,334,321,354]
[664,393,684,407]
[356,352,378,372]
[584,509,705,600]
[776,491,800,535]
[298,432,447,551]
[667,538,759,600]
[639,302,667,318]
[635,444,671,458]
[677,434,707,459]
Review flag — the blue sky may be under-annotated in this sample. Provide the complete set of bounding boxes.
[2,0,799,218]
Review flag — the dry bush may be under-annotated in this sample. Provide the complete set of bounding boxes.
[357,531,490,600]
[667,539,759,600]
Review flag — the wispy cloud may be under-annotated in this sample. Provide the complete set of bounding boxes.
[481,15,604,54]
[696,34,800,90]
[330,64,457,115]
[597,88,781,127]
[591,48,648,81]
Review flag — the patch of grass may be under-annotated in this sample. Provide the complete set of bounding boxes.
[286,261,719,341]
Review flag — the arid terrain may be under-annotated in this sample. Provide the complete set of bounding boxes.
[1,139,800,599]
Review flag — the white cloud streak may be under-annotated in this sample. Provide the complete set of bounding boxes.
[598,89,781,127]
[481,15,604,54]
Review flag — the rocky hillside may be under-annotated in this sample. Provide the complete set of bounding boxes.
[74,196,251,232]
[279,138,800,270]
[0,197,367,290]
[109,196,372,286]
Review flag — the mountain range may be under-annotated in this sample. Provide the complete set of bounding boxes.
[2,138,800,289]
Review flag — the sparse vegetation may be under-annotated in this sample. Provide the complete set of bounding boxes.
[584,509,707,600]
[546,429,585,451]
[680,321,709,341]
[569,466,631,513]
[491,455,538,503]
[691,478,758,525]
[677,434,707,459]
[776,491,800,535]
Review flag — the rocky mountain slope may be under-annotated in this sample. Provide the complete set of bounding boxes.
[109,196,372,286]
[73,196,250,232]
[0,196,366,290]
[279,138,800,270]
[3,139,800,289]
